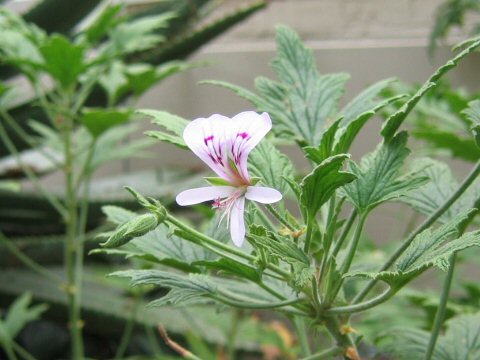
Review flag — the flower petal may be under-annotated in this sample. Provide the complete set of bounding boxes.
[176,186,235,206]
[229,196,246,247]
[245,186,282,204]
[183,115,232,181]
[228,112,272,180]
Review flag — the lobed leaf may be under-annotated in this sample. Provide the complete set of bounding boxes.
[347,211,480,288]
[300,154,356,219]
[343,132,428,213]
[141,109,188,149]
[248,139,295,195]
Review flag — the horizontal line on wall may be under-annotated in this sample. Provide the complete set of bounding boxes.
[202,36,468,54]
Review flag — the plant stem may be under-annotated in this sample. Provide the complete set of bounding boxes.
[166,214,290,279]
[300,346,343,360]
[424,253,456,360]
[323,316,357,360]
[331,209,357,257]
[2,342,18,360]
[11,341,38,360]
[326,287,395,315]
[304,213,315,254]
[115,298,139,359]
[354,160,480,304]
[0,232,63,285]
[63,118,83,359]
[294,317,311,356]
[266,204,295,231]
[227,310,241,360]
[339,214,366,275]
[254,203,277,232]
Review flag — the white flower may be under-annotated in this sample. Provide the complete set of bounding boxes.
[176,111,282,247]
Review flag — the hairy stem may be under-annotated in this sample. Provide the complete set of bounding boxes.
[266,204,295,231]
[63,119,83,360]
[294,317,311,356]
[326,287,395,315]
[354,160,480,304]
[332,209,357,257]
[424,253,456,360]
[166,214,290,279]
[303,213,315,254]
[300,346,343,360]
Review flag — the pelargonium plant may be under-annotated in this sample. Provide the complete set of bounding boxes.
[97,26,480,360]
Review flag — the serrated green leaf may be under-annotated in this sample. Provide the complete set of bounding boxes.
[381,37,480,139]
[107,13,173,55]
[463,99,480,148]
[39,34,85,88]
[344,132,428,213]
[114,269,217,307]
[85,4,124,44]
[0,268,274,350]
[300,154,356,219]
[347,211,480,287]
[248,139,295,195]
[378,312,480,360]
[140,109,188,149]
[80,108,132,137]
[0,293,47,345]
[401,158,480,223]
[303,118,342,164]
[339,78,397,126]
[412,129,480,161]
[194,258,261,283]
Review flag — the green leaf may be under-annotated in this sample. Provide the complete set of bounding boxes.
[381,37,480,139]
[412,128,480,161]
[401,158,480,223]
[0,293,47,345]
[0,268,276,350]
[85,3,124,44]
[339,78,398,126]
[80,108,132,137]
[107,13,174,55]
[266,25,349,145]
[114,269,217,307]
[347,211,480,288]
[98,61,128,105]
[204,177,231,186]
[378,313,480,360]
[248,139,295,195]
[39,34,85,88]
[303,118,342,164]
[343,132,428,213]
[194,258,261,283]
[300,154,356,219]
[141,109,188,149]
[463,99,480,148]
[249,227,312,288]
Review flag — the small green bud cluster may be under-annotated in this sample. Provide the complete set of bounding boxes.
[101,186,168,248]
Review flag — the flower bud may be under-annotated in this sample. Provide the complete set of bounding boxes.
[101,212,160,248]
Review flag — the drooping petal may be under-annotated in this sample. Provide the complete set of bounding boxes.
[176,186,235,206]
[183,115,232,182]
[228,112,272,181]
[245,186,282,204]
[229,196,246,247]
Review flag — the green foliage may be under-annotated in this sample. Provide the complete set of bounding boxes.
[39,34,85,88]
[463,99,480,148]
[401,158,480,222]
[80,108,132,138]
[378,313,480,359]
[300,154,356,219]
[429,0,480,55]
[347,211,480,288]
[343,132,428,214]
[381,37,480,140]
[140,109,189,149]
[0,293,48,346]
[248,139,295,195]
